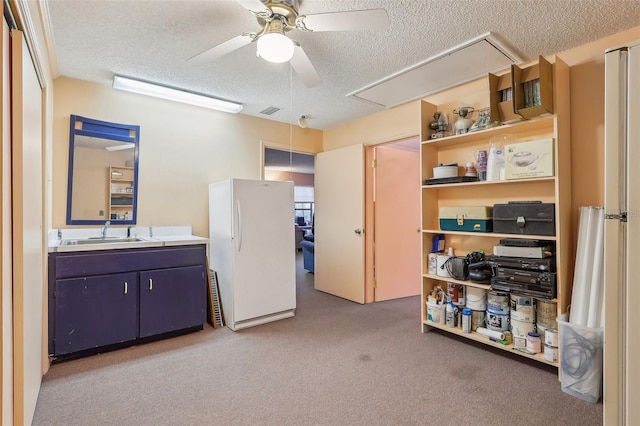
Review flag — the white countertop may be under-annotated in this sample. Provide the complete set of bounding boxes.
[48,225,208,253]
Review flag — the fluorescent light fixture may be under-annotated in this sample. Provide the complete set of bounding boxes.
[105,142,135,151]
[113,75,243,113]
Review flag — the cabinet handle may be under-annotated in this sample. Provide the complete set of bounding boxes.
[149,278,153,290]
[124,281,128,294]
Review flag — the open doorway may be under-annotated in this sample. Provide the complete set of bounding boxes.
[263,147,315,271]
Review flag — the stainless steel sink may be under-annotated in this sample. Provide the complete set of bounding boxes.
[61,237,145,246]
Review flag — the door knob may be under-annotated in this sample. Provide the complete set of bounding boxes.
[354,228,363,235]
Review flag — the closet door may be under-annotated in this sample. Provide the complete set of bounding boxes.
[373,144,420,301]
[11,29,44,426]
[1,18,12,425]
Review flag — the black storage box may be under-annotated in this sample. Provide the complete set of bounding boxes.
[493,201,556,236]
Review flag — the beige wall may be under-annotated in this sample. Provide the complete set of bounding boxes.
[52,77,323,237]
[323,101,421,150]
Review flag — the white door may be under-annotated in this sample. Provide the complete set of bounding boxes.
[604,43,640,425]
[314,144,365,303]
[622,43,640,425]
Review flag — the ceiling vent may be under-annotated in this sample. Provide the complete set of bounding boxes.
[346,33,523,109]
[260,106,282,115]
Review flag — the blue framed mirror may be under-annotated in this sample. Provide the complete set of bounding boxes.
[66,115,140,225]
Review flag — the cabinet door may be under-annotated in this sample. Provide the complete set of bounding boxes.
[139,266,205,338]
[53,272,138,355]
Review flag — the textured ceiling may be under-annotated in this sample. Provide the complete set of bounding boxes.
[44,0,640,130]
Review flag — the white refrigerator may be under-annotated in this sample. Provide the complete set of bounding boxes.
[604,41,640,425]
[208,179,296,331]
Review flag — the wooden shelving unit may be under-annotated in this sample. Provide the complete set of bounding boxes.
[419,56,572,370]
[108,166,134,221]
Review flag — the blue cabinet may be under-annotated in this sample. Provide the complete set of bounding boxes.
[53,272,138,355]
[48,244,207,358]
[139,266,206,338]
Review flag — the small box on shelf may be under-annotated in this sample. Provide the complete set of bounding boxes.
[504,138,555,179]
[489,71,522,124]
[512,56,554,119]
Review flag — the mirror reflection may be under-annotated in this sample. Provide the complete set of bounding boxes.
[66,115,139,225]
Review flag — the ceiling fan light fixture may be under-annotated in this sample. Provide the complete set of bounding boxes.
[256,21,294,63]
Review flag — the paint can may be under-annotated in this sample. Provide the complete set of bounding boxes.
[487,290,510,314]
[544,328,559,347]
[535,299,558,329]
[486,308,510,332]
[447,282,466,306]
[466,287,487,311]
[543,344,558,362]
[510,293,535,322]
[471,309,486,331]
[513,336,527,349]
[436,254,452,277]
[536,323,549,343]
[510,318,536,338]
[426,301,445,325]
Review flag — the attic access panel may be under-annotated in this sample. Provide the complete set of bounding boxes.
[347,33,522,108]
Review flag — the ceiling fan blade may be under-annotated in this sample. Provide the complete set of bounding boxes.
[298,9,389,32]
[235,0,270,14]
[187,34,253,65]
[290,43,322,88]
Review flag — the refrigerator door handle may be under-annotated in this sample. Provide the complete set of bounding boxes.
[236,198,242,252]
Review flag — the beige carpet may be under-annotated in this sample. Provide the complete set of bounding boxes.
[33,254,602,425]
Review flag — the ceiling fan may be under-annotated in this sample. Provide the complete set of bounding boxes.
[187,0,389,88]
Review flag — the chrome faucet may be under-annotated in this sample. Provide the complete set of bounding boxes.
[101,220,111,238]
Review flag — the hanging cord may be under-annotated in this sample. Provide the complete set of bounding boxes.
[289,63,293,174]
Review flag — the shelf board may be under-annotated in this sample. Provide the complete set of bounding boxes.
[421,115,554,147]
[422,176,555,189]
[110,205,133,208]
[422,274,490,289]
[423,320,557,367]
[421,229,557,240]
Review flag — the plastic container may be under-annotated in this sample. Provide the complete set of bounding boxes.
[557,314,604,403]
[432,234,445,253]
[433,164,458,179]
[427,253,437,275]
[445,303,456,328]
[426,301,445,325]
[526,332,541,353]
[461,308,472,333]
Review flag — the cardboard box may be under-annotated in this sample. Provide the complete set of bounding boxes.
[489,71,522,124]
[504,138,554,179]
[512,56,554,119]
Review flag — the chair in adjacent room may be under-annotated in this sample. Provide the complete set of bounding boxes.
[300,240,314,273]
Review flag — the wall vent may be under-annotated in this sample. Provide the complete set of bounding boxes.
[260,106,282,115]
[346,33,523,109]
